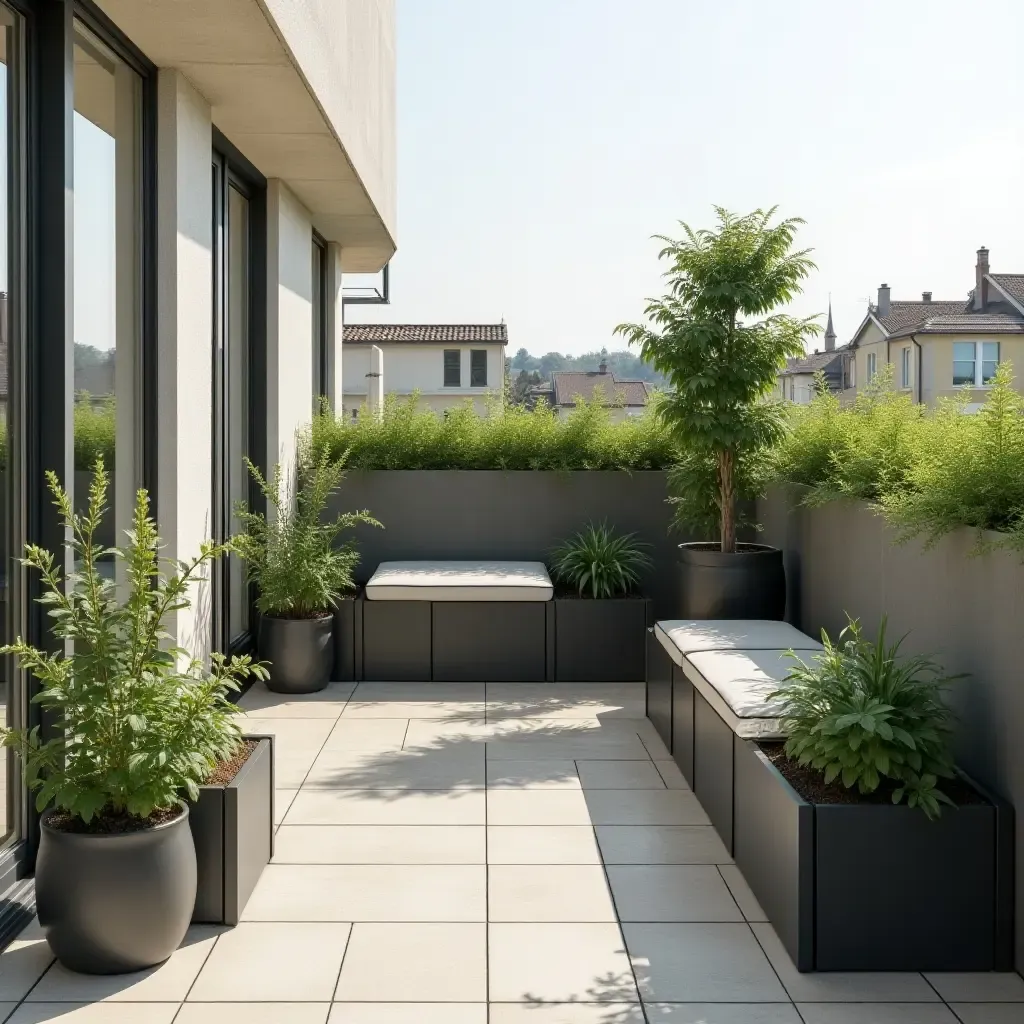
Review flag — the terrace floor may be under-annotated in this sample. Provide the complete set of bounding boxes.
[0,682,1023,1023]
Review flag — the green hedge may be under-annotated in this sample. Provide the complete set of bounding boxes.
[773,363,1024,553]
[312,394,676,471]
[0,399,116,472]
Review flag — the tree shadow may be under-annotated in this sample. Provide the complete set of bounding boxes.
[520,968,647,1023]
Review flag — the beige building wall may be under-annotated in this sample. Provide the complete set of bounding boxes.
[920,334,1024,407]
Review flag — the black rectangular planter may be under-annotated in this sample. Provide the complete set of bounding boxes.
[333,594,359,682]
[553,597,650,681]
[645,628,673,751]
[693,688,736,851]
[432,602,547,681]
[362,600,432,680]
[671,664,694,787]
[190,736,274,926]
[733,738,1015,971]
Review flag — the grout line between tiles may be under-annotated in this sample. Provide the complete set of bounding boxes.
[484,732,490,1024]
[328,918,354,1005]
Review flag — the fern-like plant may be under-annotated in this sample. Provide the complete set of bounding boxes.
[770,617,958,818]
[550,522,653,599]
[234,442,381,618]
[1,464,267,826]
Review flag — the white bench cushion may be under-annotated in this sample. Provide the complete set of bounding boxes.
[683,648,816,740]
[654,619,822,667]
[365,560,554,602]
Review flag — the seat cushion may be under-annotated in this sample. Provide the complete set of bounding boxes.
[365,560,554,601]
[654,619,822,667]
[683,648,817,740]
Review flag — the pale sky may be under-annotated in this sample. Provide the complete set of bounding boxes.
[347,0,1024,356]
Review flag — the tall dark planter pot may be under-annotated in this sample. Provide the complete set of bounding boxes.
[36,806,197,974]
[259,613,333,693]
[677,542,785,620]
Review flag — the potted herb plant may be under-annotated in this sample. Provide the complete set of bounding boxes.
[2,466,266,974]
[235,442,380,694]
[549,522,653,681]
[732,618,1013,971]
[617,207,818,618]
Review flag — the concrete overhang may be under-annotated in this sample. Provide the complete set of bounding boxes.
[95,0,396,272]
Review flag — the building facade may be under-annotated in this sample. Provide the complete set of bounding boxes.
[529,360,654,423]
[777,303,848,404]
[0,0,395,924]
[342,324,507,417]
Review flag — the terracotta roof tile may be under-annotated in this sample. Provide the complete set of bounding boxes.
[990,274,1024,308]
[343,324,508,344]
[550,371,651,407]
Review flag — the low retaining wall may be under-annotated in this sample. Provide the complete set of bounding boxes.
[759,484,1024,970]
[328,470,683,618]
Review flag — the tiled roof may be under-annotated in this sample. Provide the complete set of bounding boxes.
[889,312,1024,338]
[550,371,651,407]
[876,300,968,333]
[343,324,508,344]
[779,347,847,377]
[990,274,1024,308]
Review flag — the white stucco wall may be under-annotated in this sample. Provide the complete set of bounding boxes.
[156,69,213,657]
[342,343,505,399]
[266,180,315,481]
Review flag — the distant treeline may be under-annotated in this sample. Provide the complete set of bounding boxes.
[507,348,665,384]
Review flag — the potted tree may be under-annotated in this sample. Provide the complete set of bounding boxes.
[235,441,380,694]
[617,207,818,618]
[549,522,653,681]
[733,619,1013,971]
[2,466,265,974]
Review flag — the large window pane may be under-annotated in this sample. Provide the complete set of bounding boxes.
[73,23,142,564]
[981,341,999,385]
[952,341,976,386]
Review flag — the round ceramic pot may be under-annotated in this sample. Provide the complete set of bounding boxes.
[36,805,197,974]
[677,542,786,620]
[259,613,334,693]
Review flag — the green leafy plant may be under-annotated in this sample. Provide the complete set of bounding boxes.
[550,521,653,598]
[0,463,267,825]
[616,207,818,549]
[771,617,958,818]
[234,440,382,618]
[74,396,117,471]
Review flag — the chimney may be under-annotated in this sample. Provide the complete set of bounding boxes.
[975,247,990,311]
[877,283,891,319]
[922,291,932,302]
[598,358,608,374]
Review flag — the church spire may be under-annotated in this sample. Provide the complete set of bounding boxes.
[824,299,836,352]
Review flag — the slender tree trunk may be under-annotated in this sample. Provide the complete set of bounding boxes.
[719,449,736,553]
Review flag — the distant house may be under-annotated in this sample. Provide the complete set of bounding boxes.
[342,324,508,417]
[777,304,848,404]
[530,359,654,423]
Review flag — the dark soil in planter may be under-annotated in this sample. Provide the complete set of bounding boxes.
[204,740,258,787]
[685,542,772,553]
[268,610,333,621]
[759,742,986,807]
[47,806,183,835]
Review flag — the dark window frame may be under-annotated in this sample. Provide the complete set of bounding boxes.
[312,230,328,410]
[470,348,487,388]
[443,348,461,388]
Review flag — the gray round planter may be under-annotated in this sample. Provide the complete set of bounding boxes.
[259,613,334,693]
[36,805,197,974]
[678,542,786,619]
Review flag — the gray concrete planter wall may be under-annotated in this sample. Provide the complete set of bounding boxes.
[733,739,1014,971]
[553,597,651,682]
[758,484,1024,970]
[189,736,274,926]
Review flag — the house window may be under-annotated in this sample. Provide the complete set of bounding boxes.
[848,356,856,388]
[866,352,877,381]
[443,349,461,387]
[788,378,794,400]
[953,341,999,387]
[470,349,487,387]
[900,347,911,389]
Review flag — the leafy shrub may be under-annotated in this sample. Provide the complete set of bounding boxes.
[74,397,116,471]
[550,521,653,598]
[311,393,675,471]
[1,464,266,825]
[771,618,958,819]
[880,363,1024,552]
[234,440,381,617]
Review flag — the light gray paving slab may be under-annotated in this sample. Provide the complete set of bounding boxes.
[795,1005,960,1023]
[607,865,744,922]
[596,826,731,865]
[924,973,1024,1002]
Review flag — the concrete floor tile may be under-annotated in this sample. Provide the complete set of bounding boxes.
[584,790,710,826]
[796,1006,960,1023]
[596,826,731,865]
[285,789,485,825]
[575,760,666,789]
[334,923,486,1002]
[328,1004,486,1024]
[486,760,580,790]
[752,923,938,1002]
[490,1005,645,1023]
[654,760,690,790]
[243,718,335,787]
[346,682,484,717]
[177,1006,330,1024]
[487,826,601,865]
[718,865,767,922]
[485,684,646,720]
[238,682,354,718]
[624,922,787,1003]
[304,746,485,790]
[924,973,1024,1002]
[487,790,593,826]
[7,1006,180,1023]
[187,922,351,1002]
[274,789,298,826]
[644,1006,802,1023]
[321,718,410,751]
[273,824,485,864]
[241,863,486,921]
[949,1004,1024,1023]
[488,923,637,1004]
[488,865,616,922]
[27,926,220,1003]
[0,920,55,1001]
[607,865,744,922]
